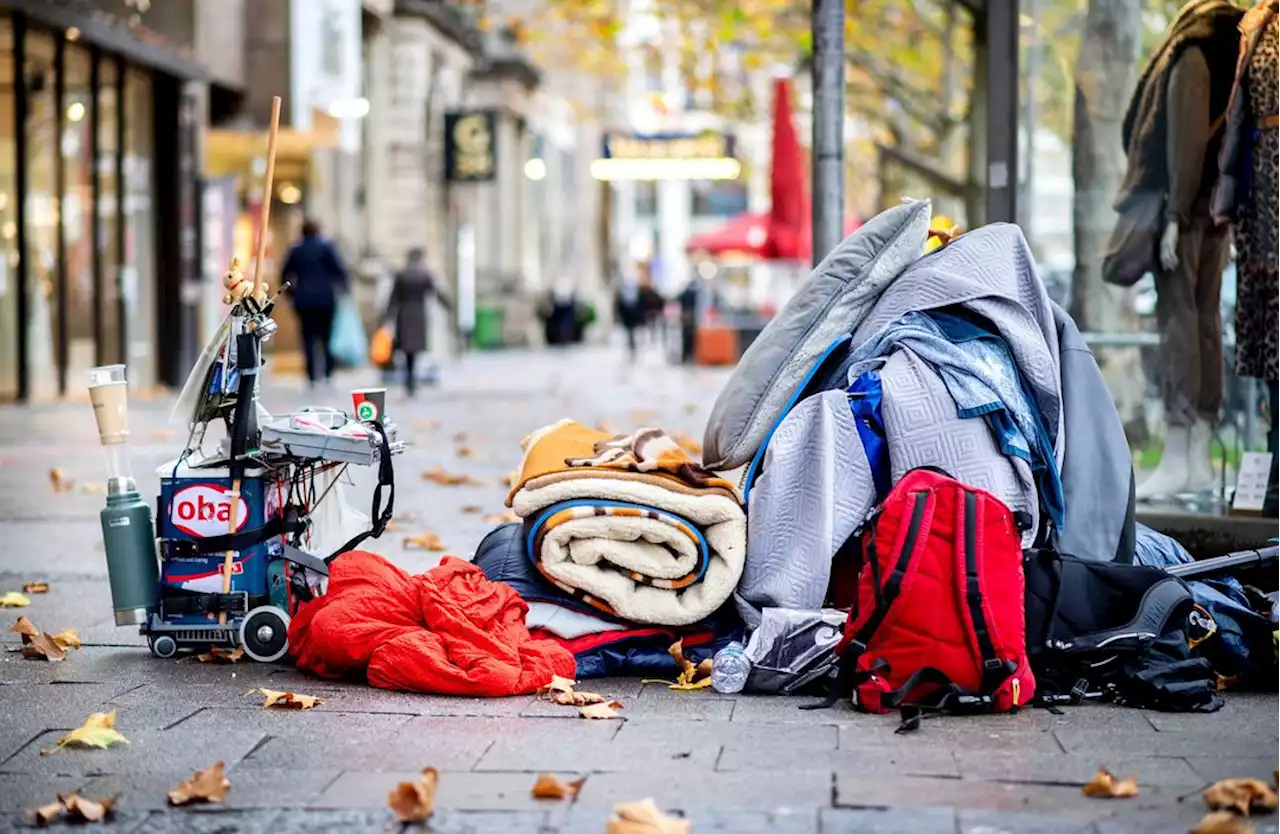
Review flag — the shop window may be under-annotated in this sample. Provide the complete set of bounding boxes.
[634,181,657,216]
[22,28,58,401]
[62,42,93,385]
[122,66,154,390]
[0,17,16,401]
[691,180,747,218]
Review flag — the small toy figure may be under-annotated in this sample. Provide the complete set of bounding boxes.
[223,258,269,307]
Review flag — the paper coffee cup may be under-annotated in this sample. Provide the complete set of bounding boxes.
[88,365,130,445]
[351,388,387,424]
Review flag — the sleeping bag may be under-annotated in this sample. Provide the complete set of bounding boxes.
[289,551,576,696]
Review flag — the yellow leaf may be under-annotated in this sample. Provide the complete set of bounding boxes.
[1203,778,1279,816]
[247,688,323,710]
[0,592,31,608]
[28,800,64,825]
[403,532,447,552]
[388,767,439,823]
[1192,811,1256,834]
[578,700,624,720]
[196,647,243,664]
[1082,766,1140,799]
[531,773,586,800]
[49,468,73,493]
[167,761,231,806]
[550,690,606,706]
[22,582,49,594]
[422,467,480,486]
[51,630,81,651]
[42,711,129,754]
[538,675,577,696]
[606,798,691,834]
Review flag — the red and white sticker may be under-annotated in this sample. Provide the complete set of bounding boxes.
[170,483,249,538]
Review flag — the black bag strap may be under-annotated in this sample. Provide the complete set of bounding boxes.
[186,514,306,556]
[961,490,1010,691]
[882,665,1006,733]
[1063,577,1193,653]
[325,420,396,564]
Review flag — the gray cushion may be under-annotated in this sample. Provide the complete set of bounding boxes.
[702,200,933,470]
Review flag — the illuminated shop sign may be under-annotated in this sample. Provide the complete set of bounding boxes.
[444,110,497,183]
[592,132,740,181]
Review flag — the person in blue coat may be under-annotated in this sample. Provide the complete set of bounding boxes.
[281,218,349,387]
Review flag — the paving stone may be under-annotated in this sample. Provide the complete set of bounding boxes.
[614,717,838,750]
[1089,803,1272,834]
[951,751,1204,788]
[521,684,734,720]
[676,808,819,833]
[718,743,959,778]
[956,808,1096,833]
[1145,693,1277,733]
[0,770,97,813]
[130,809,285,834]
[727,693,862,723]
[476,735,717,773]
[1183,755,1278,785]
[840,722,1066,753]
[835,774,1109,815]
[821,807,959,834]
[312,769,582,811]
[1055,727,1272,759]
[575,769,832,811]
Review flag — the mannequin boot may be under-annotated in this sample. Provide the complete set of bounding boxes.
[1137,425,1191,499]
[1185,420,1218,492]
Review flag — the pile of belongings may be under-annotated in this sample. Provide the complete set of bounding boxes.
[476,421,746,677]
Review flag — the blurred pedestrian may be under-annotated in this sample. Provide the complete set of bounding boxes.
[383,247,452,399]
[615,276,646,362]
[282,218,348,388]
[638,270,666,346]
[540,281,582,347]
[677,280,700,365]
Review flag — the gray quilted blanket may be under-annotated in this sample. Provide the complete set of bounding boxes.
[738,224,1060,623]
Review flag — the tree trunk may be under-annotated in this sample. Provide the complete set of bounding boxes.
[1070,0,1147,440]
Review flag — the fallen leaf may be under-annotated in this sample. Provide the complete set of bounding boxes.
[661,639,714,690]
[41,711,129,754]
[451,431,468,443]
[674,434,702,456]
[461,505,484,514]
[79,482,108,495]
[388,767,439,823]
[404,532,447,552]
[196,647,244,664]
[606,798,691,834]
[11,616,72,662]
[1192,811,1256,834]
[150,428,175,442]
[682,403,698,414]
[11,616,38,637]
[551,690,606,706]
[456,446,474,458]
[0,592,31,608]
[1203,779,1279,816]
[49,468,74,493]
[578,701,624,719]
[22,582,49,594]
[423,467,480,486]
[539,675,578,696]
[62,793,116,822]
[247,688,323,710]
[530,773,586,800]
[167,761,231,806]
[414,419,440,430]
[483,511,520,524]
[28,800,65,825]
[1082,766,1140,799]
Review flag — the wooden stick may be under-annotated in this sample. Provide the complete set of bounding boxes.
[218,480,242,626]
[250,96,282,300]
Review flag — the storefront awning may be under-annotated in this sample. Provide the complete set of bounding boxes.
[204,110,342,172]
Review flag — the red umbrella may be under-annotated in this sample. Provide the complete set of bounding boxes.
[685,212,771,257]
[766,77,811,261]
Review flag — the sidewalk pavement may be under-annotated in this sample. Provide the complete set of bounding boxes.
[0,345,1274,833]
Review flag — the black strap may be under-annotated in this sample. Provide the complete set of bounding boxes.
[325,419,396,564]
[885,665,1000,733]
[182,515,304,556]
[280,544,330,577]
[962,490,1010,692]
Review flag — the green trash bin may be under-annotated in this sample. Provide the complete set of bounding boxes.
[473,305,504,349]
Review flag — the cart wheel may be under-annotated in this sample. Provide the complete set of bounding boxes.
[148,634,178,659]
[239,605,290,663]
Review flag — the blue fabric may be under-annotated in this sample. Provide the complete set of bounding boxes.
[848,310,1066,531]
[524,500,712,586]
[1132,523,1271,681]
[329,295,367,368]
[848,370,891,502]
[571,619,744,679]
[282,237,348,310]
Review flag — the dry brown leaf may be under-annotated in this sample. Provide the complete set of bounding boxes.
[79,482,108,495]
[64,793,115,823]
[196,647,244,664]
[550,690,606,706]
[11,616,74,662]
[11,616,39,637]
[247,688,323,710]
[539,675,577,696]
[606,798,691,834]
[1203,779,1279,816]
[461,505,484,514]
[456,446,474,458]
[388,767,439,823]
[22,582,49,594]
[28,800,64,825]
[414,419,440,430]
[404,532,447,552]
[49,468,74,493]
[674,434,702,456]
[1192,811,1256,834]
[451,431,468,443]
[579,701,623,719]
[1082,766,1140,799]
[423,467,480,486]
[530,773,586,800]
[167,761,231,806]
[483,511,521,524]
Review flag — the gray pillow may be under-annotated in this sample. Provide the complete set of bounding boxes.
[701,200,932,470]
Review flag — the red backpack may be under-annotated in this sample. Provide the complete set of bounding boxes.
[821,468,1035,726]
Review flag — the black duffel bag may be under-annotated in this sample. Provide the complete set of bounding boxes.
[1023,548,1223,713]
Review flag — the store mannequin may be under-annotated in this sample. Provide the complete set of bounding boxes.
[1112,0,1244,499]
[1215,0,1280,515]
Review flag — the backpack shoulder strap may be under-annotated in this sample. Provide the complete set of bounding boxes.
[1064,576,1192,653]
[961,489,1015,691]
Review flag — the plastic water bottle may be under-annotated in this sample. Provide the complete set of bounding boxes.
[711,641,751,694]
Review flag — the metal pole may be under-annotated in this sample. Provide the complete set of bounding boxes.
[811,0,845,267]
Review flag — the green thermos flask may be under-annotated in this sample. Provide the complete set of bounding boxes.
[88,364,159,626]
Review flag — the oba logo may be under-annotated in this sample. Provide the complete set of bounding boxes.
[171,484,249,538]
